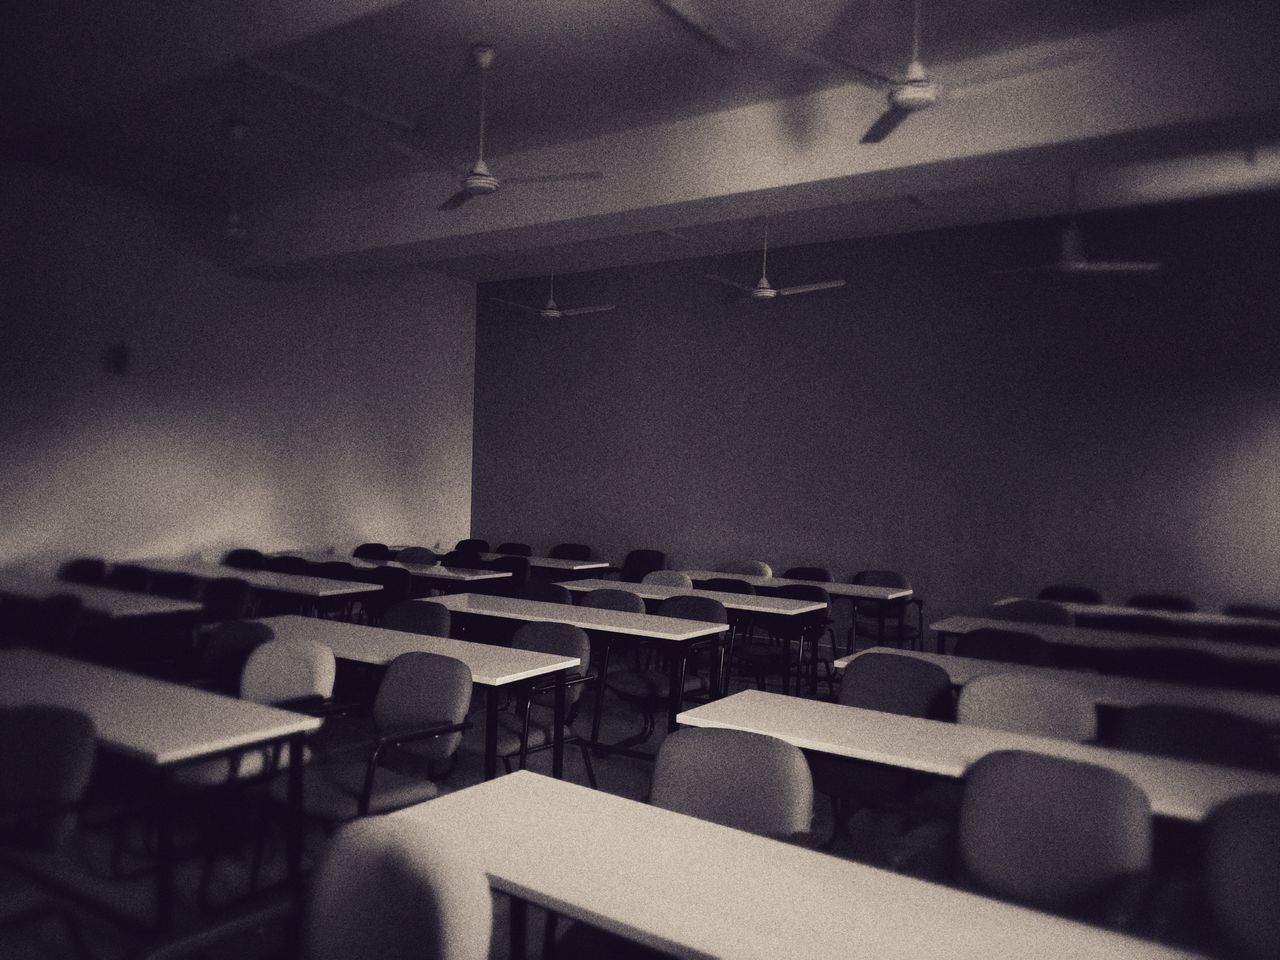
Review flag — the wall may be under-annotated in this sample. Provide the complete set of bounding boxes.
[472,193,1280,616]
[0,162,475,566]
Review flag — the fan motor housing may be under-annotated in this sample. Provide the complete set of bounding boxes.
[891,80,939,112]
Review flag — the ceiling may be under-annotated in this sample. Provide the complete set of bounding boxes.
[4,0,1279,282]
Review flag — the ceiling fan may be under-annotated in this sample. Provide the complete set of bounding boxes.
[390,43,604,211]
[489,273,616,319]
[705,220,846,300]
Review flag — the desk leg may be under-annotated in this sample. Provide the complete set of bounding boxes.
[709,634,724,701]
[484,687,500,780]
[666,644,688,733]
[590,637,612,750]
[154,773,175,933]
[552,670,566,779]
[509,895,528,960]
[286,734,305,895]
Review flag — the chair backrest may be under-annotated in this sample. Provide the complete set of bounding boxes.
[105,563,152,592]
[839,652,954,720]
[202,576,253,620]
[58,557,107,585]
[954,627,1054,666]
[521,581,572,605]
[1127,592,1197,613]
[487,555,531,590]
[369,565,414,605]
[494,542,532,556]
[511,623,591,707]
[383,601,451,638]
[314,561,360,581]
[453,538,490,554]
[959,750,1151,913]
[240,639,336,705]
[307,816,491,960]
[1037,583,1103,605]
[439,550,485,570]
[353,543,392,561]
[223,548,265,571]
[396,546,438,565]
[1222,602,1280,622]
[851,569,910,589]
[580,588,645,614]
[199,620,275,695]
[1203,793,1280,960]
[642,570,693,588]
[957,673,1097,742]
[694,577,755,595]
[265,554,311,574]
[620,549,666,583]
[374,653,473,761]
[782,565,833,583]
[650,728,813,841]
[986,599,1072,626]
[0,706,97,852]
[717,559,772,577]
[1100,705,1274,770]
[655,595,727,624]
[548,543,592,561]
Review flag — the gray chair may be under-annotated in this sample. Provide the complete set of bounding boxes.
[642,570,693,588]
[1203,793,1280,960]
[957,673,1097,742]
[548,543,593,561]
[717,559,772,577]
[581,587,647,746]
[1038,583,1103,605]
[849,570,922,653]
[396,546,438,565]
[383,600,451,637]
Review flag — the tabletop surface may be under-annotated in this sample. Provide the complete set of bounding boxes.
[392,771,1201,960]
[561,579,827,615]
[994,597,1280,632]
[931,614,1280,666]
[477,552,611,572]
[677,690,1280,823]
[676,570,912,601]
[430,593,729,641]
[0,648,320,766]
[0,570,204,618]
[280,551,510,582]
[254,615,579,686]
[831,648,1280,726]
[137,558,383,597]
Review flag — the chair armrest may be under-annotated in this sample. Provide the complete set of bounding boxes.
[272,694,363,718]
[375,719,471,749]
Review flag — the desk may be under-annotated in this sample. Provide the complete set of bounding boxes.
[994,596,1280,638]
[0,648,320,931]
[430,594,727,740]
[476,552,611,574]
[135,558,381,614]
[0,570,203,621]
[831,649,1280,728]
[678,690,1280,823]
[279,551,511,592]
[253,615,579,780]
[392,770,1201,960]
[677,570,911,602]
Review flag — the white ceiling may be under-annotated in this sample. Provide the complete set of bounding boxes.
[4,0,1278,281]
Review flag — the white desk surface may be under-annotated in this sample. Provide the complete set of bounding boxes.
[281,551,510,582]
[476,552,611,572]
[931,615,1280,667]
[994,597,1280,633]
[560,579,827,616]
[254,615,578,687]
[678,690,1280,823]
[430,594,728,642]
[0,649,320,766]
[677,570,911,602]
[393,771,1200,960]
[830,649,1280,727]
[0,570,204,619]
[137,558,382,598]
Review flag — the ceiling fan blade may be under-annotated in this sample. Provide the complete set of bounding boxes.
[778,279,847,296]
[1065,261,1162,274]
[650,0,740,52]
[489,297,541,315]
[560,304,617,316]
[503,171,605,185]
[799,48,897,89]
[860,105,912,144]
[438,190,475,211]
[703,273,755,294]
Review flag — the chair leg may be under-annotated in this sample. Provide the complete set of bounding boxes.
[543,909,559,959]
[578,743,598,789]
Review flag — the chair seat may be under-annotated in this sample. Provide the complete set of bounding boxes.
[606,669,706,701]
[270,755,440,821]
[174,745,312,786]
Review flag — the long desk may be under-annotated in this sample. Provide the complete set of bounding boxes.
[994,596,1280,638]
[476,552,612,574]
[831,648,1280,727]
[134,558,381,614]
[677,569,912,602]
[393,770,1202,960]
[677,690,1280,823]
[279,551,511,592]
[254,615,579,780]
[430,594,728,742]
[0,570,204,621]
[0,648,320,932]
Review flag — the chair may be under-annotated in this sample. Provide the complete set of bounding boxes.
[396,546,439,565]
[223,549,265,571]
[313,561,361,581]
[264,554,310,575]
[642,570,692,588]
[580,587,649,747]
[280,652,471,821]
[1202,793,1280,960]
[439,549,486,570]
[0,705,97,959]
[383,600,451,637]
[957,673,1096,741]
[522,581,572,604]
[781,565,833,582]
[201,577,253,620]
[986,598,1072,626]
[306,817,491,960]
[488,554,531,595]
[194,620,275,696]
[953,627,1053,665]
[1099,705,1275,770]
[495,541,532,556]
[364,565,414,623]
[352,542,393,561]
[1128,593,1198,613]
[453,538,490,554]
[849,570,923,653]
[617,549,665,583]
[1038,583,1104,604]
[57,557,107,585]
[105,563,152,592]
[548,543,592,561]
[459,622,597,787]
[717,559,772,577]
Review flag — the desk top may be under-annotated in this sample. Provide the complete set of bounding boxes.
[831,649,1280,727]
[281,551,510,583]
[430,594,728,642]
[931,615,1280,667]
[0,649,320,766]
[137,559,382,598]
[393,771,1199,959]
[254,615,578,686]
[561,579,826,615]
[678,690,1280,823]
[476,552,611,572]
[994,597,1280,634]
[0,570,204,619]
[677,570,911,602]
